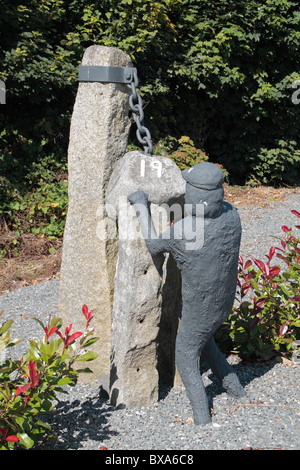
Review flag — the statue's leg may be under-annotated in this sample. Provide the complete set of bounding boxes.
[175,320,211,425]
[202,336,246,399]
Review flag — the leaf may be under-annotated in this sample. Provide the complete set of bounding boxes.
[48,326,58,338]
[40,341,51,357]
[0,364,12,374]
[6,435,19,443]
[40,400,53,412]
[253,258,268,275]
[32,317,45,331]
[56,377,73,386]
[81,337,99,348]
[66,331,83,347]
[82,304,89,318]
[29,339,39,348]
[291,210,300,219]
[7,338,22,348]
[267,246,276,260]
[269,266,281,279]
[28,360,39,387]
[76,367,93,373]
[64,323,73,338]
[48,338,60,356]
[18,432,34,449]
[241,284,250,296]
[36,419,51,431]
[76,351,98,362]
[244,260,252,269]
[28,345,41,361]
[15,416,25,428]
[279,324,288,336]
[0,320,13,335]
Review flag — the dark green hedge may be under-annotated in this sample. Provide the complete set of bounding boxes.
[1,0,300,190]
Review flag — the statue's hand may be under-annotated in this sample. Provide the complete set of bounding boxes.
[128,190,149,205]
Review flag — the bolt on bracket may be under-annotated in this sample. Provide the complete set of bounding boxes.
[78,66,137,84]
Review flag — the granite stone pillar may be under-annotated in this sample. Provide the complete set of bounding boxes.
[58,45,132,381]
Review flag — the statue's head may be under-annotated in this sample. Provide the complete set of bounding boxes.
[182,162,224,218]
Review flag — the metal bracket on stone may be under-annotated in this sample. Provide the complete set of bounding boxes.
[79,65,153,155]
[78,65,137,84]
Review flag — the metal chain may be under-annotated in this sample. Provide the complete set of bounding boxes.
[128,69,153,155]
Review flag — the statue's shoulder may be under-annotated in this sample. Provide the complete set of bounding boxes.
[221,201,241,223]
[222,201,238,213]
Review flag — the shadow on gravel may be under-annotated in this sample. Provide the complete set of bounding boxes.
[201,360,277,409]
[40,360,276,449]
[158,359,277,408]
[41,392,119,450]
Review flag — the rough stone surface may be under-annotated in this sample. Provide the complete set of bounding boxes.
[58,45,132,381]
[106,151,185,408]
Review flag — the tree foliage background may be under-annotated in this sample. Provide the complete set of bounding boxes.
[0,0,300,236]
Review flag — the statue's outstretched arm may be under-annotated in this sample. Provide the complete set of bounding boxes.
[128,190,170,256]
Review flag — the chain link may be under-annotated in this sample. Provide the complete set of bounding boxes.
[128,69,153,155]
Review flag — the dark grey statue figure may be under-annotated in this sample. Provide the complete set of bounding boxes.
[128,161,246,425]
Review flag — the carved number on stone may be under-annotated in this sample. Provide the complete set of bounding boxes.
[140,159,162,178]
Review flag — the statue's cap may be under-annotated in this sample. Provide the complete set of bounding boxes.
[182,162,223,190]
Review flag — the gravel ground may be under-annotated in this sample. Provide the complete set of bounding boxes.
[0,193,299,451]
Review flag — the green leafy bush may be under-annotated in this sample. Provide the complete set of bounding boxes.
[216,210,300,358]
[1,0,300,188]
[166,136,208,170]
[0,150,68,254]
[0,305,98,450]
[248,140,300,186]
